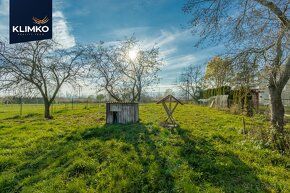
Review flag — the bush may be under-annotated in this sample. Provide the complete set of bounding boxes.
[201,86,231,99]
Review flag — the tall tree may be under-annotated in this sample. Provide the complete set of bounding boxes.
[204,57,233,88]
[178,64,203,103]
[0,40,87,118]
[183,0,289,150]
[90,37,162,102]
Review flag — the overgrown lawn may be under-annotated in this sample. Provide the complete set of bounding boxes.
[0,103,289,192]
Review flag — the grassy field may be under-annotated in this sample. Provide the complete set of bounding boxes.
[258,105,290,116]
[0,103,289,192]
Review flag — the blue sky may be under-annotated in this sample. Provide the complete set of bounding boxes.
[0,0,224,96]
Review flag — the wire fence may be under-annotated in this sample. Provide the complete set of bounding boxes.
[1,98,290,120]
[0,102,106,119]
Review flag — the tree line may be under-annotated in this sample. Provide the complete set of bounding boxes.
[177,56,258,102]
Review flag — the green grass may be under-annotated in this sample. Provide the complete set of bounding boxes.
[0,103,289,192]
[258,105,290,116]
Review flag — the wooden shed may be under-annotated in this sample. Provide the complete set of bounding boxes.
[106,102,139,124]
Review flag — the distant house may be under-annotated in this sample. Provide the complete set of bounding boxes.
[259,80,290,106]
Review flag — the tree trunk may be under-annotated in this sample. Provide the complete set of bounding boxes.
[268,85,289,151]
[105,88,121,102]
[136,90,141,102]
[245,89,254,117]
[44,101,52,119]
[269,86,284,129]
[136,78,142,102]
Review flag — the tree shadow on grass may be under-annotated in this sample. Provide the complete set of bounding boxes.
[175,127,267,192]
[73,123,268,192]
[1,123,175,193]
[1,122,268,192]
[80,123,176,192]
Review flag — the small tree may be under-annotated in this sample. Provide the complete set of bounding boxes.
[178,64,203,103]
[96,94,105,102]
[232,57,259,117]
[0,40,87,118]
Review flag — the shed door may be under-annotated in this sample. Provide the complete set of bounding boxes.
[113,111,118,123]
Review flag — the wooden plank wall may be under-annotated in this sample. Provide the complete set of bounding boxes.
[106,103,139,124]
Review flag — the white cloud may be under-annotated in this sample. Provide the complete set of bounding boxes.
[53,11,76,49]
[152,30,176,47]
[103,27,205,76]
[134,28,225,91]
[0,0,8,16]
[0,0,9,38]
[143,28,224,72]
[74,7,90,16]
[159,47,177,58]
[162,45,223,71]
[164,55,198,70]
[53,11,64,18]
[144,28,192,47]
[0,23,7,35]
[141,29,198,71]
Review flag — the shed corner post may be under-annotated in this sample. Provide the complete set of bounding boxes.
[106,103,109,124]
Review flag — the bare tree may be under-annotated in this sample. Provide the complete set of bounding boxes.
[183,0,289,150]
[178,64,203,103]
[90,37,162,102]
[0,40,87,118]
[89,42,124,102]
[232,57,259,88]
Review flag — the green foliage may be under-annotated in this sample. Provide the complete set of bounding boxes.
[0,103,289,192]
[202,87,255,116]
[204,57,233,88]
[201,86,231,99]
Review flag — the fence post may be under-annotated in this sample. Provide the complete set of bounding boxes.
[19,97,22,117]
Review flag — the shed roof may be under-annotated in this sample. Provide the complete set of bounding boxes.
[106,102,139,104]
